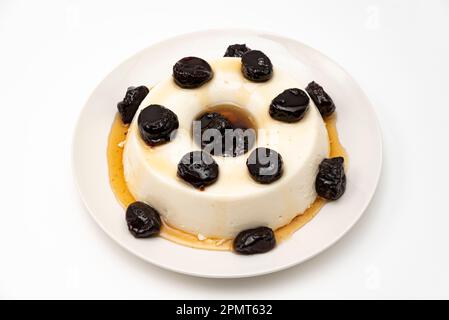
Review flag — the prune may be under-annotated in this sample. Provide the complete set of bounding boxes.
[195,112,253,157]
[126,201,162,238]
[198,112,233,136]
[138,104,179,146]
[177,151,219,189]
[246,147,283,184]
[269,88,310,123]
[195,112,232,155]
[315,157,346,200]
[233,227,276,254]
[224,44,251,58]
[241,50,273,82]
[173,57,213,88]
[117,86,149,124]
[305,81,336,118]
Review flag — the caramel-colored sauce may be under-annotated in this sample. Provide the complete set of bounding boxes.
[107,113,347,251]
[107,116,135,206]
[326,114,349,161]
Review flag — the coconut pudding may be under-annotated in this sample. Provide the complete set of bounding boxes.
[112,44,347,254]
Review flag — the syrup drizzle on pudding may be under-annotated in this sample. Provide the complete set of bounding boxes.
[107,113,347,251]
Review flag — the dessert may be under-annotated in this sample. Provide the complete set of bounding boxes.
[108,44,347,254]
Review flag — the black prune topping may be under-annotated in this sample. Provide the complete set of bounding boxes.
[233,227,276,255]
[138,104,179,146]
[224,44,251,58]
[315,157,346,200]
[117,86,149,124]
[246,147,283,184]
[177,151,219,189]
[196,112,232,155]
[198,112,233,137]
[173,57,213,89]
[126,201,162,238]
[241,50,273,82]
[269,88,310,123]
[305,81,336,118]
[195,112,253,157]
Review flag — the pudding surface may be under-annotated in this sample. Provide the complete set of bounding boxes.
[123,58,329,238]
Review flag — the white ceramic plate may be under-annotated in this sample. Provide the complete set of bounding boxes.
[73,29,382,278]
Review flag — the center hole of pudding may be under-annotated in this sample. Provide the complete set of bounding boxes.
[193,103,257,157]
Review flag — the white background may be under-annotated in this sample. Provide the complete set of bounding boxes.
[1,0,448,299]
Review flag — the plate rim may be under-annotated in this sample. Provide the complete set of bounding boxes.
[72,27,383,278]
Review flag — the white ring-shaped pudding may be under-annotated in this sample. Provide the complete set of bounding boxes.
[123,58,329,238]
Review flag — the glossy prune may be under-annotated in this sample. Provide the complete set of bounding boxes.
[117,86,149,124]
[198,112,233,137]
[269,88,310,123]
[233,227,276,254]
[138,104,179,146]
[126,201,162,238]
[241,50,273,82]
[177,151,219,189]
[315,157,346,200]
[196,112,232,155]
[196,112,253,157]
[246,147,283,184]
[224,44,251,58]
[173,57,213,89]
[305,81,336,118]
